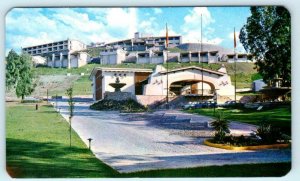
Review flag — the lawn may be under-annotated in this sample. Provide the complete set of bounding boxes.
[72,75,92,96]
[186,105,291,135]
[6,103,291,177]
[6,102,118,178]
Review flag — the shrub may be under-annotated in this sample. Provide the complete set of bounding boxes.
[210,111,230,143]
[90,99,147,112]
[256,119,282,144]
[21,99,42,103]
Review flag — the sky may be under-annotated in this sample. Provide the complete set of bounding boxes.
[5,7,251,55]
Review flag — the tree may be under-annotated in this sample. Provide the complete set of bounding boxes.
[239,7,291,87]
[6,50,20,90]
[210,111,230,142]
[15,53,36,100]
[66,87,75,147]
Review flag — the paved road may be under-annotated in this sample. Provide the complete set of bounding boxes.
[54,99,291,173]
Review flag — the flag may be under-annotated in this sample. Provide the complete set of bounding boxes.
[234,27,237,48]
[166,23,169,48]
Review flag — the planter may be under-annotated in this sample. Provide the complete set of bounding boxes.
[204,139,290,151]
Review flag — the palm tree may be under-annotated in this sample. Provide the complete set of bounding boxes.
[210,111,230,142]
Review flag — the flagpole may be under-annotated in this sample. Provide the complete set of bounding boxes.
[166,23,169,109]
[201,14,204,99]
[234,27,237,103]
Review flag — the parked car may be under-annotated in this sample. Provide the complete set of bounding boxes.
[220,100,236,107]
[201,101,217,108]
[182,102,199,109]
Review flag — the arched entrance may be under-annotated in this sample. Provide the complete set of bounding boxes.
[170,79,215,96]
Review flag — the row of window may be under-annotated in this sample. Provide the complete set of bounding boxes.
[25,46,68,54]
[23,41,69,51]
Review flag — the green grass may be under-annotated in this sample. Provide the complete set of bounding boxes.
[186,105,291,135]
[72,75,92,96]
[33,62,259,89]
[6,103,118,178]
[33,64,98,75]
[6,103,291,177]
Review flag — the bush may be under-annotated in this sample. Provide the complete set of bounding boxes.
[210,111,230,143]
[256,119,283,144]
[21,99,43,103]
[90,99,147,112]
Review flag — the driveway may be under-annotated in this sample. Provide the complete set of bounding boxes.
[53,99,291,173]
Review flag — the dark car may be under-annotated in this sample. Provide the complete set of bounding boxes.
[195,101,217,108]
[220,100,236,107]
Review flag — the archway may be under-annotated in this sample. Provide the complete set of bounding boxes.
[170,79,216,96]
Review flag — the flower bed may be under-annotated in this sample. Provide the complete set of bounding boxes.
[90,99,147,112]
[204,139,290,151]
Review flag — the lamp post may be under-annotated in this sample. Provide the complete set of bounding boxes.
[87,138,93,150]
[213,89,219,116]
[69,116,72,148]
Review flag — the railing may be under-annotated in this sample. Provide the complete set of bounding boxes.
[181,89,213,95]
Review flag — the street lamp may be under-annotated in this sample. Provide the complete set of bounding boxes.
[213,89,219,116]
[87,138,93,150]
[69,116,72,147]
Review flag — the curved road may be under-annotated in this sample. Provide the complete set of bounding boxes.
[54,99,291,173]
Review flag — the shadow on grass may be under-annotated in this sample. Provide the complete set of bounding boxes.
[6,138,118,178]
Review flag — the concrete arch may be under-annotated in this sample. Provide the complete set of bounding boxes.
[166,68,221,90]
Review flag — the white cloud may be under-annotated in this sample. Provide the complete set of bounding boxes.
[183,7,214,29]
[181,7,223,45]
[153,8,162,14]
[105,8,137,38]
[7,32,53,49]
[52,9,103,33]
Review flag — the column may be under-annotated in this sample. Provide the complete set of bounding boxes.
[59,52,63,68]
[67,52,71,69]
[188,51,191,63]
[198,51,201,63]
[149,49,152,64]
[52,53,55,68]
[207,52,211,63]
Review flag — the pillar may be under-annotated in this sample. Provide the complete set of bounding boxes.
[198,51,201,63]
[188,51,191,63]
[59,52,63,68]
[67,52,71,69]
[149,49,152,64]
[52,53,55,68]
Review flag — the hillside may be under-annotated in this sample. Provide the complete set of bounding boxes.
[6,62,258,99]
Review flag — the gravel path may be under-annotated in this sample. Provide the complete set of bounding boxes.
[54,99,291,173]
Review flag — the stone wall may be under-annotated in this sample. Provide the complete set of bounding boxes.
[104,92,136,101]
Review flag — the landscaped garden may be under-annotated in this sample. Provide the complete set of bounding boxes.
[186,104,291,136]
[6,102,291,177]
[90,99,147,112]
[186,104,291,150]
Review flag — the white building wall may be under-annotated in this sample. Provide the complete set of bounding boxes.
[70,40,86,52]
[100,49,126,64]
[77,52,89,67]
[143,67,235,97]
[253,79,267,92]
[69,55,77,68]
[101,71,136,98]
[137,57,150,64]
[150,57,164,64]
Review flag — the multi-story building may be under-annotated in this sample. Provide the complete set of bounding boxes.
[105,32,182,51]
[22,39,89,68]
